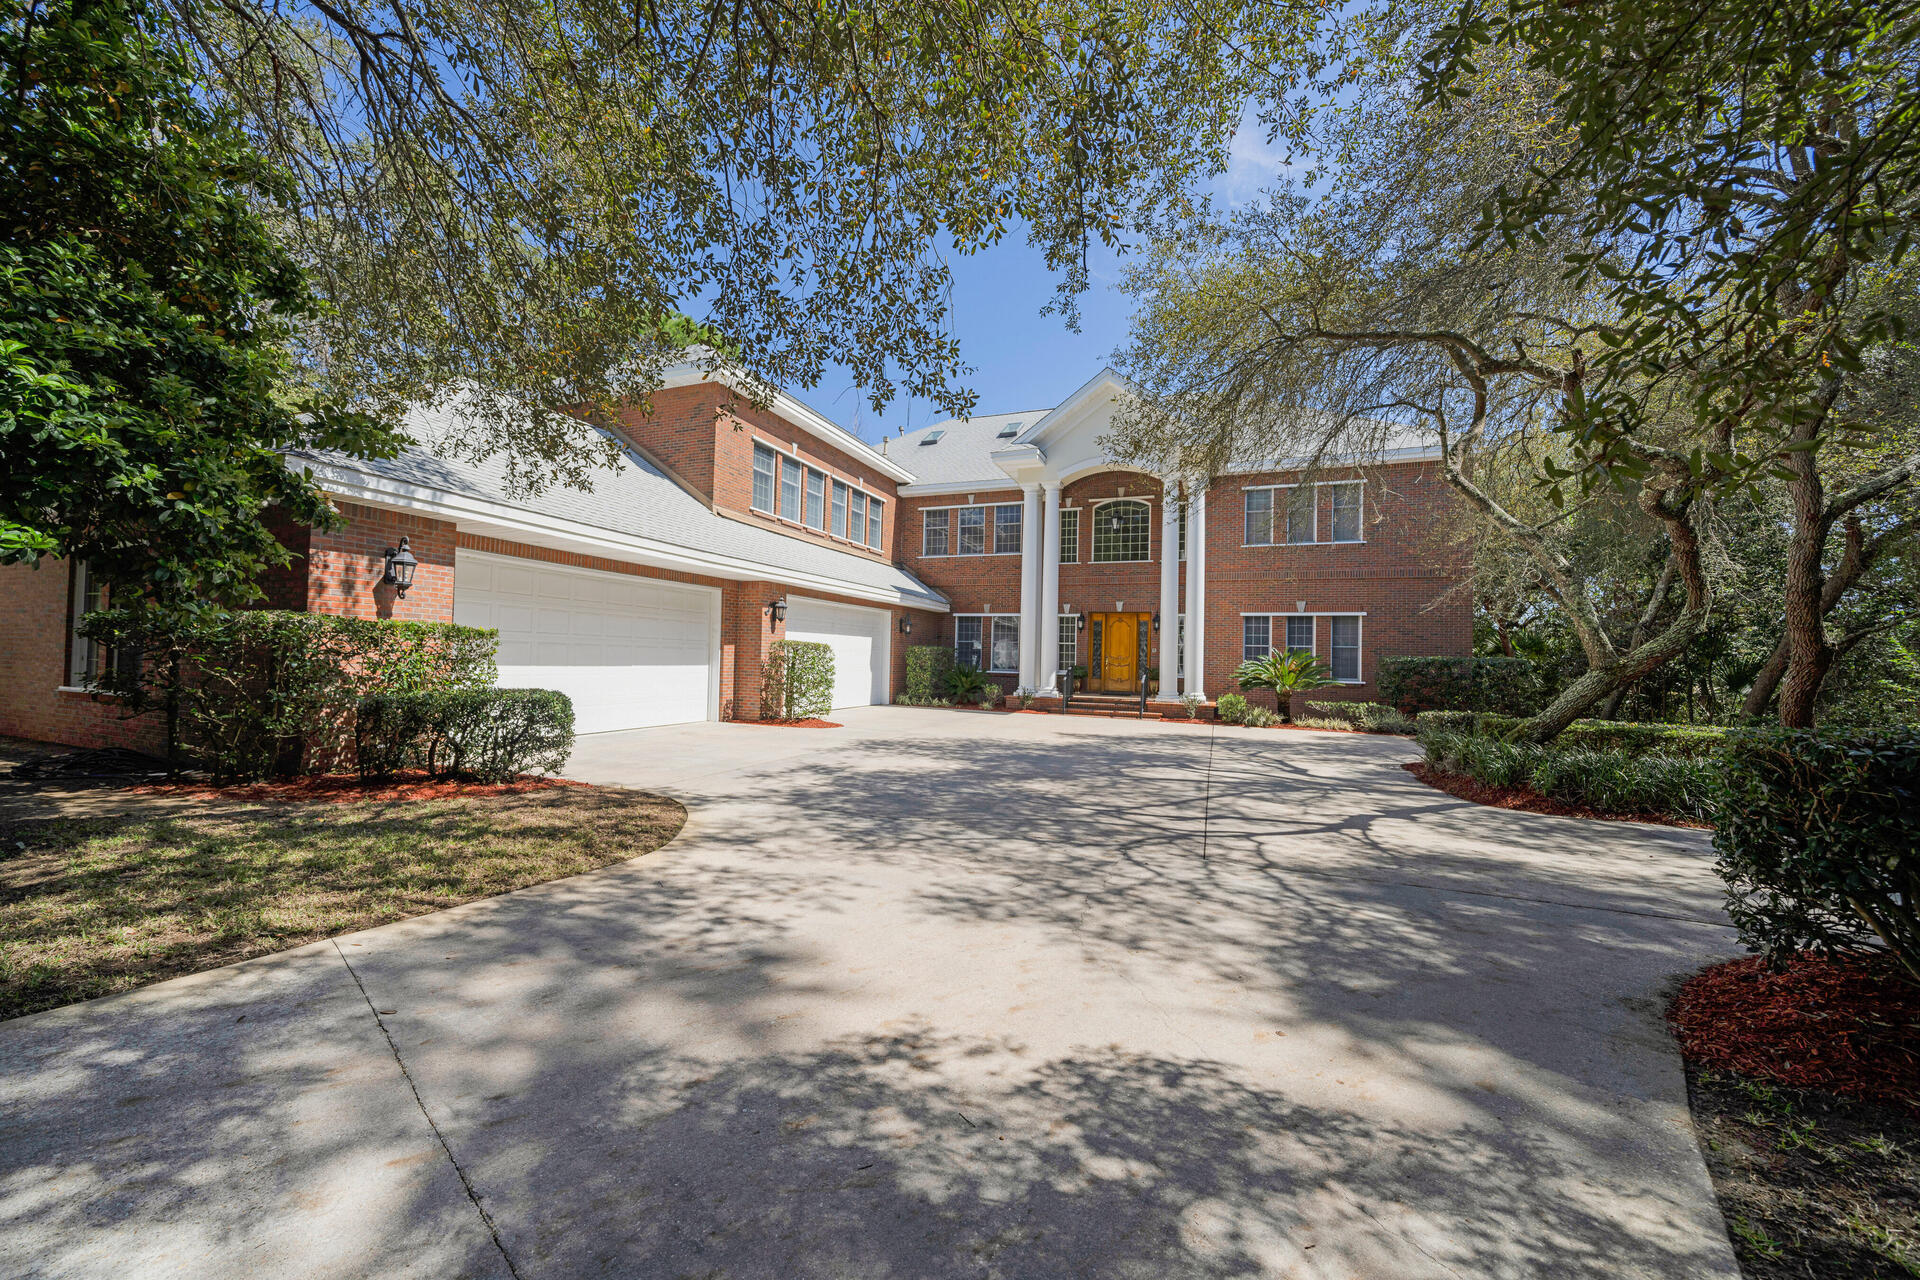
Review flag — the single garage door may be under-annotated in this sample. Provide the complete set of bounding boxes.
[784,597,891,709]
[454,550,717,733]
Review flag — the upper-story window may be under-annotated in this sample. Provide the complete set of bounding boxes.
[1244,485,1316,546]
[923,508,950,556]
[994,503,1023,555]
[779,456,804,522]
[849,489,868,544]
[1059,507,1080,563]
[866,498,884,550]
[751,443,777,513]
[832,480,849,538]
[805,470,826,528]
[1092,499,1150,562]
[957,507,986,555]
[1329,482,1363,542]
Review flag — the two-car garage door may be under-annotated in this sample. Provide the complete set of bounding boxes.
[454,550,719,733]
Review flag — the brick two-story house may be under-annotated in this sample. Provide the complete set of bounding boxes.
[0,367,1469,748]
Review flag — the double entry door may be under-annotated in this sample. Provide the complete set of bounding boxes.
[1086,611,1152,693]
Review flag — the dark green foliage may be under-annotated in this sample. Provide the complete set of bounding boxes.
[1557,721,1729,758]
[1714,729,1920,984]
[904,645,953,703]
[86,610,496,779]
[356,689,574,783]
[1215,692,1249,725]
[944,665,995,705]
[1302,700,1415,733]
[1380,656,1538,717]
[1233,652,1338,721]
[1419,728,1719,821]
[761,639,834,721]
[0,0,399,604]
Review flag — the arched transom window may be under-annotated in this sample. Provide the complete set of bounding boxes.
[1092,499,1151,562]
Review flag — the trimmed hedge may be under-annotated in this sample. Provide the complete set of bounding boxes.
[763,639,835,721]
[1714,728,1920,982]
[356,689,575,782]
[1215,692,1249,724]
[1419,728,1718,821]
[85,609,498,780]
[1412,710,1729,756]
[1303,700,1415,733]
[1379,656,1537,717]
[904,645,953,703]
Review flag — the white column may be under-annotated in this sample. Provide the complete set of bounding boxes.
[1156,480,1180,700]
[1017,482,1043,688]
[1184,481,1207,696]
[1041,482,1062,691]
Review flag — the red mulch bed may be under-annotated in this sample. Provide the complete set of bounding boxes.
[1403,761,1709,829]
[745,718,842,728]
[1671,952,1920,1115]
[128,772,590,805]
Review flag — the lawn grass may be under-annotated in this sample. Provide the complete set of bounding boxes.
[0,787,684,1021]
[1688,1064,1920,1279]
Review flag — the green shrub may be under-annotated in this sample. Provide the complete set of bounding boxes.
[904,645,953,702]
[1379,656,1538,717]
[1177,692,1205,719]
[1242,705,1279,728]
[762,639,834,720]
[356,688,574,782]
[1419,731,1717,821]
[86,609,497,780]
[1714,728,1920,982]
[1304,700,1415,733]
[1556,721,1729,757]
[945,665,995,704]
[1234,652,1338,721]
[1215,692,1249,724]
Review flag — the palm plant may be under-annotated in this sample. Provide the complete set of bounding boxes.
[1233,652,1339,723]
[944,665,995,705]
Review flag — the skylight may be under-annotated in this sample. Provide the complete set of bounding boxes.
[996,421,1024,439]
[920,429,945,445]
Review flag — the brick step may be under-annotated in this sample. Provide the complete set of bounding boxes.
[1060,704,1149,718]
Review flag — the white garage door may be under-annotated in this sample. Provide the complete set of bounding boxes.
[454,550,717,733]
[784,597,891,709]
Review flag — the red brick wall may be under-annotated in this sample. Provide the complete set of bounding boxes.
[614,383,902,565]
[1198,460,1471,711]
[0,560,165,752]
[305,503,458,620]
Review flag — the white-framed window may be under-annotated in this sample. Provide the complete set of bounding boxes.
[954,616,984,670]
[1242,615,1271,661]
[1242,613,1364,681]
[67,560,104,687]
[866,497,884,550]
[849,489,868,544]
[953,614,1019,673]
[751,443,777,513]
[1331,615,1362,681]
[1244,487,1274,546]
[1092,499,1150,562]
[779,456,804,522]
[1285,615,1314,655]
[1058,613,1078,678]
[1176,613,1186,678]
[805,469,826,528]
[1059,507,1080,563]
[958,506,986,555]
[1285,487,1315,544]
[1329,482,1364,543]
[990,616,1020,673]
[993,503,1023,555]
[923,508,950,556]
[832,480,849,538]
[1178,503,1187,561]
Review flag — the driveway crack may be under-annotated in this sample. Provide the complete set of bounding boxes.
[333,939,524,1280]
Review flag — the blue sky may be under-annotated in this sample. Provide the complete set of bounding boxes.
[798,110,1295,445]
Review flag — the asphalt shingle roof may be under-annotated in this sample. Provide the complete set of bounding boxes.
[890,412,1043,487]
[295,406,948,610]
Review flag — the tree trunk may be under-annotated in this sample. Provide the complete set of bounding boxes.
[1600,554,1677,720]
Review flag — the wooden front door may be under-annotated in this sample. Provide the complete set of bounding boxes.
[1100,613,1139,691]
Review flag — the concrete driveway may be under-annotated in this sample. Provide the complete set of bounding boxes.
[0,708,1742,1279]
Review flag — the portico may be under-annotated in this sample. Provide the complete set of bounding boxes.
[991,371,1196,700]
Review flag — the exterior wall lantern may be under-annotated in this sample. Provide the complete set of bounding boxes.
[1152,612,1161,633]
[769,598,787,627]
[898,615,913,636]
[1076,615,1087,633]
[382,537,418,598]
